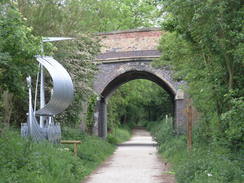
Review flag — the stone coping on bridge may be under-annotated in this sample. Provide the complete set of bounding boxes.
[94,57,158,64]
[96,50,161,63]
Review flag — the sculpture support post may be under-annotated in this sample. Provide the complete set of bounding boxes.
[27,76,33,136]
[98,97,107,139]
[39,65,45,128]
[39,41,45,128]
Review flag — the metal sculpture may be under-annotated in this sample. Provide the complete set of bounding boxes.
[21,37,74,143]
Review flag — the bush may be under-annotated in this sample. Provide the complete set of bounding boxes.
[147,119,244,183]
[0,130,84,183]
[62,126,87,140]
[175,146,243,183]
[0,128,115,183]
[107,127,131,144]
[221,96,244,150]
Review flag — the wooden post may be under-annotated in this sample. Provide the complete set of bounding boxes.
[187,105,193,151]
[73,143,78,156]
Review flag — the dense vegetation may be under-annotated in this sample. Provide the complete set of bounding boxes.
[0,0,160,129]
[146,119,243,183]
[0,128,115,183]
[154,0,244,150]
[0,0,100,129]
[107,80,173,130]
[0,0,243,183]
[146,1,243,182]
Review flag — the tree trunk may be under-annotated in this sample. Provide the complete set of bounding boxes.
[226,57,234,90]
[2,91,13,128]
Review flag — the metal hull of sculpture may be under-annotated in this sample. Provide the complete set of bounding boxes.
[21,54,74,143]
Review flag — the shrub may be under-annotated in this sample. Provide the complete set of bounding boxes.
[62,126,87,140]
[0,128,115,183]
[0,130,84,183]
[107,127,131,144]
[147,119,244,183]
[175,145,243,183]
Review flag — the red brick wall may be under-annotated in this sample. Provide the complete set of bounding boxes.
[98,29,164,53]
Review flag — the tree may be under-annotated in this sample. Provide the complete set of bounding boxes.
[15,0,101,127]
[153,0,244,147]
[0,1,100,128]
[15,0,161,128]
[0,2,40,127]
[17,0,160,33]
[0,0,162,129]
[107,80,173,130]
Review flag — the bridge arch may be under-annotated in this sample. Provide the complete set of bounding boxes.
[92,28,190,138]
[101,66,176,98]
[93,60,187,138]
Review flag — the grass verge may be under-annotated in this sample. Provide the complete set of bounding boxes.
[146,119,243,183]
[0,127,115,183]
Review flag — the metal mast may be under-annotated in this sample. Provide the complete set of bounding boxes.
[40,41,45,128]
[39,37,73,128]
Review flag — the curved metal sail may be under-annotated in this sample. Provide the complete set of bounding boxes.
[35,56,74,116]
[21,37,74,142]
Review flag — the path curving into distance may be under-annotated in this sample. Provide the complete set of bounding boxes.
[83,128,175,183]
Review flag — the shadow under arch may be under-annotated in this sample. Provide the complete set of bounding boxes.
[95,69,186,138]
[101,70,176,99]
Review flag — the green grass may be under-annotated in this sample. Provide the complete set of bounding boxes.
[146,119,244,183]
[0,127,115,183]
[107,126,131,144]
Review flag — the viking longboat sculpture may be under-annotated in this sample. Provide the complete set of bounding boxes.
[21,37,74,143]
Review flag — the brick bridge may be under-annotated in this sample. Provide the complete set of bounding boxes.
[93,28,189,138]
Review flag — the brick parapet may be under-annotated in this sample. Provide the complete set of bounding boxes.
[97,28,163,56]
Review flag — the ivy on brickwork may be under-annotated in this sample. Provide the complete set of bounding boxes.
[86,94,98,134]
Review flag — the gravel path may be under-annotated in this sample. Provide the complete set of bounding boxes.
[83,128,175,183]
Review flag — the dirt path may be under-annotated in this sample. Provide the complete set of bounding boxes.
[83,129,175,183]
